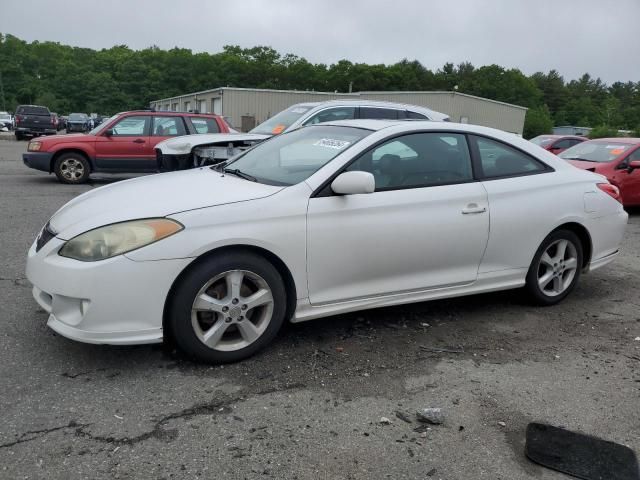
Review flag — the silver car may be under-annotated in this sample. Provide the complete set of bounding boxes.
[248,99,450,135]
[156,100,450,169]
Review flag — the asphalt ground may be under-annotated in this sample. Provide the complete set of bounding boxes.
[1,134,639,479]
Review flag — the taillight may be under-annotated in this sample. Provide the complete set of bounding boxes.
[597,183,622,203]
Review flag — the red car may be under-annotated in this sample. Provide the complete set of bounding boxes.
[23,110,232,184]
[559,137,640,206]
[530,134,587,154]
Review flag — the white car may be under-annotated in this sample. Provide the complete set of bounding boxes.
[26,120,628,363]
[156,100,450,168]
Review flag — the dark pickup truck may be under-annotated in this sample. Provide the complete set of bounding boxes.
[14,105,56,140]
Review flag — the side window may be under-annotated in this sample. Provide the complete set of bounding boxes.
[552,139,573,149]
[473,136,547,179]
[570,139,584,147]
[406,110,429,120]
[188,117,220,134]
[110,116,150,136]
[630,149,640,161]
[346,132,473,190]
[303,107,356,125]
[359,107,400,120]
[152,116,187,136]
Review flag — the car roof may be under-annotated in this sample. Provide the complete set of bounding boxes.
[291,99,448,116]
[535,134,585,140]
[587,137,640,144]
[117,110,221,117]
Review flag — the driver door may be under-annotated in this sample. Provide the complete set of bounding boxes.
[306,132,489,305]
[94,115,151,171]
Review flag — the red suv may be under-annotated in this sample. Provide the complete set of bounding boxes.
[530,135,586,154]
[22,110,232,184]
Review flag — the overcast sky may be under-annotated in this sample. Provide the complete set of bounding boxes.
[2,0,639,85]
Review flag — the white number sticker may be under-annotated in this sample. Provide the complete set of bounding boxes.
[313,138,351,150]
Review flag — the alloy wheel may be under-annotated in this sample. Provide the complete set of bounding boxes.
[59,158,85,181]
[536,239,578,297]
[190,270,274,352]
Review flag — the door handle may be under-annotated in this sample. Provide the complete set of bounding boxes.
[461,204,487,215]
[133,139,145,144]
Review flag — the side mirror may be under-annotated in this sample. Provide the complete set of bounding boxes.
[628,160,640,171]
[104,128,114,137]
[331,171,375,195]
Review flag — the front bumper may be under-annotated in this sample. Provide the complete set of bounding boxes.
[26,236,192,345]
[23,152,54,172]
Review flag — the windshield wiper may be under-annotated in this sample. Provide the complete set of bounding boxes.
[211,161,228,172]
[223,167,257,182]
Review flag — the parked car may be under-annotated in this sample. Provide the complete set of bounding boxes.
[156,100,450,169]
[0,111,13,131]
[59,115,68,131]
[14,105,56,139]
[22,110,233,183]
[559,137,640,206]
[66,113,91,133]
[530,135,586,154]
[50,112,64,131]
[26,120,627,363]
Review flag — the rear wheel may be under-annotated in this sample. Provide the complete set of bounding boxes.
[53,153,90,184]
[15,132,23,141]
[169,252,287,363]
[525,230,583,305]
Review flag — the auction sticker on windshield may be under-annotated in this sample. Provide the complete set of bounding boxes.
[313,138,351,150]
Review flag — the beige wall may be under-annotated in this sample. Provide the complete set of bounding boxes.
[151,88,527,134]
[358,91,526,134]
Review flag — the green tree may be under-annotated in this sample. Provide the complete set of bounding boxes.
[523,106,553,139]
[588,125,618,139]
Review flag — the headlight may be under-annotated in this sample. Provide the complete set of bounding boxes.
[58,218,183,261]
[28,141,42,152]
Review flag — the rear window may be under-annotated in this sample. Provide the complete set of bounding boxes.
[188,117,220,134]
[17,105,50,115]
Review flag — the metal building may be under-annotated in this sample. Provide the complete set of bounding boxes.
[150,87,527,134]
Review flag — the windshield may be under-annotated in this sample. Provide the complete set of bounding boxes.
[559,141,631,163]
[0,114,10,120]
[89,114,118,135]
[249,105,314,135]
[530,136,555,146]
[225,125,371,186]
[69,113,88,121]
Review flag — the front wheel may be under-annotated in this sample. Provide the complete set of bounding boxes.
[53,153,90,184]
[525,230,583,305]
[169,252,287,363]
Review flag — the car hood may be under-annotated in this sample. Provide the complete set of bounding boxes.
[49,168,284,239]
[37,133,95,146]
[156,133,270,155]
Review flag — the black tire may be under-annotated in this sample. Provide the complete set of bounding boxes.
[15,133,23,141]
[53,153,90,184]
[169,251,287,363]
[525,229,583,306]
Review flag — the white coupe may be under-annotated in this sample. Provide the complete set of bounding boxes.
[26,120,628,363]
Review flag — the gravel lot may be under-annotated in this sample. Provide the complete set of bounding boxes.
[1,134,639,479]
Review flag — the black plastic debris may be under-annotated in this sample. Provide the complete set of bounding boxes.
[525,423,639,480]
